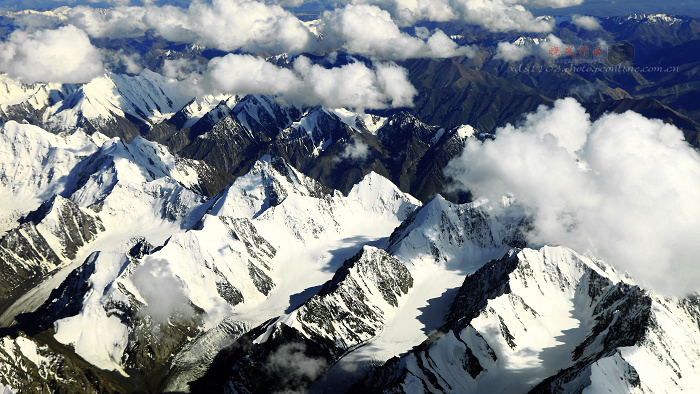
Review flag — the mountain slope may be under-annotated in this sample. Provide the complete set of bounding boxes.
[356,246,700,393]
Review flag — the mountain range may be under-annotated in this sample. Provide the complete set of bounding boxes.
[0,10,699,394]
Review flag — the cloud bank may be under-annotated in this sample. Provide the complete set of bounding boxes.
[0,25,104,83]
[190,54,416,110]
[446,98,700,296]
[319,4,477,59]
[13,1,475,60]
[494,34,606,62]
[344,0,563,32]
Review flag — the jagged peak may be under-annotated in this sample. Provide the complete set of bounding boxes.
[20,195,72,225]
[208,155,333,219]
[386,194,524,269]
[386,111,422,127]
[378,112,441,144]
[347,172,421,220]
[611,13,687,24]
[318,245,410,298]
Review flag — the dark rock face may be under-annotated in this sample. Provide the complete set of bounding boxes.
[356,251,520,393]
[353,248,667,394]
[190,247,413,393]
[23,196,105,260]
[190,323,335,394]
[0,196,104,302]
[0,333,126,394]
[0,222,62,301]
[445,251,521,331]
[15,255,98,334]
[296,247,413,349]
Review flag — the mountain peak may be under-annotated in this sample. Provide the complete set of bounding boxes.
[208,156,333,219]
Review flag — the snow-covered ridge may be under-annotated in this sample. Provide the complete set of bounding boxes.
[359,246,700,393]
[613,14,686,24]
[0,70,193,136]
[257,246,413,351]
[42,70,191,132]
[0,121,106,234]
[512,37,541,46]
[387,195,523,269]
[7,150,422,376]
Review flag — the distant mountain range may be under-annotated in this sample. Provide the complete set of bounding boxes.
[1,12,699,394]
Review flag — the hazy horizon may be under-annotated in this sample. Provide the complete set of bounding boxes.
[2,0,699,18]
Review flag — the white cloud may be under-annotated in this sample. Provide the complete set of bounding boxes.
[201,54,301,96]
[0,25,103,83]
[13,1,315,54]
[143,0,315,53]
[62,5,149,38]
[190,54,416,110]
[494,41,534,62]
[161,57,205,80]
[572,15,602,30]
[345,0,555,32]
[336,135,371,162]
[445,98,700,296]
[319,4,477,60]
[131,257,191,325]
[101,49,143,74]
[293,57,417,109]
[10,2,478,60]
[506,0,583,7]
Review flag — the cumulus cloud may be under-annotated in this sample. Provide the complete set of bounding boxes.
[0,1,189,12]
[22,2,475,60]
[161,57,206,80]
[101,49,143,74]
[191,54,416,110]
[0,25,104,83]
[14,1,315,54]
[200,54,300,96]
[336,135,371,162]
[61,5,150,38]
[572,15,602,30]
[143,0,314,53]
[494,41,535,62]
[131,257,191,325]
[344,0,555,32]
[445,98,700,296]
[319,4,477,60]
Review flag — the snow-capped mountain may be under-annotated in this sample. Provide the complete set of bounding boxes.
[1,69,480,206]
[358,246,700,393]
[2,56,700,393]
[0,195,104,300]
[0,121,229,324]
[0,71,191,141]
[0,132,422,391]
[611,13,687,25]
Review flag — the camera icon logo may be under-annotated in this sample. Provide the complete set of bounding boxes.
[608,41,634,65]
